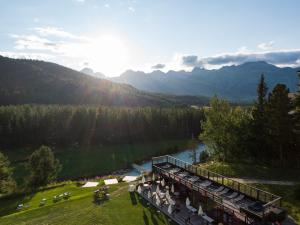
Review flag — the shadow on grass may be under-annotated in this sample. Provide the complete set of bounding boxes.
[143,210,150,225]
[129,192,137,205]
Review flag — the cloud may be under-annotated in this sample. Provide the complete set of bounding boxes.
[34,27,88,40]
[104,3,110,8]
[11,34,61,52]
[151,63,165,69]
[181,55,203,67]
[257,41,275,50]
[75,0,85,3]
[128,6,135,13]
[181,49,300,68]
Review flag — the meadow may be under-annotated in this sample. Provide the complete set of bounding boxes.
[0,181,174,225]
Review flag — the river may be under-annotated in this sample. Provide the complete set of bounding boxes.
[125,143,205,176]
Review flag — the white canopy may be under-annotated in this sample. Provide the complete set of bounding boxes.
[198,205,204,216]
[82,181,99,187]
[104,179,118,185]
[186,197,190,207]
[141,176,146,183]
[171,184,174,193]
[123,176,138,182]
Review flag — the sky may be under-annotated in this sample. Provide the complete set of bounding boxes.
[0,0,300,77]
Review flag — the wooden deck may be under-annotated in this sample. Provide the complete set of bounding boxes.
[137,183,209,225]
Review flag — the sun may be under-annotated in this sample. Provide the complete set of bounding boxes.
[87,35,130,76]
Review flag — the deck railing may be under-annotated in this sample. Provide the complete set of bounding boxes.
[152,155,282,219]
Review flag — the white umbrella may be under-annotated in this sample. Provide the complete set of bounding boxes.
[167,204,172,214]
[156,197,161,206]
[166,190,170,198]
[142,176,146,183]
[186,197,190,207]
[171,184,174,193]
[147,191,151,199]
[198,205,204,216]
[156,185,160,193]
[161,179,165,187]
[152,173,156,181]
[137,185,142,194]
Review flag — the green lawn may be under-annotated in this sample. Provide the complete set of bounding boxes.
[4,139,190,184]
[0,181,174,225]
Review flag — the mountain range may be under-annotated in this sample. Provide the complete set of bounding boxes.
[0,56,208,106]
[110,61,299,102]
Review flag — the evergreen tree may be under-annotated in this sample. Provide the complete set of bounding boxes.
[266,84,294,166]
[250,74,269,159]
[0,151,16,195]
[27,146,61,188]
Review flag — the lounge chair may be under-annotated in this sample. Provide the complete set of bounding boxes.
[199,180,212,187]
[224,192,238,199]
[211,186,224,193]
[217,188,229,195]
[232,194,244,202]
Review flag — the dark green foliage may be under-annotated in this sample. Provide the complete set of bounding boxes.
[295,184,300,201]
[27,146,61,188]
[0,151,16,195]
[0,105,204,148]
[200,76,299,167]
[0,56,209,107]
[250,74,269,158]
[266,84,296,166]
[199,150,209,163]
[199,97,251,162]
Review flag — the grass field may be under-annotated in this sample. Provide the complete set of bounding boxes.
[201,161,300,224]
[0,180,174,225]
[4,139,191,184]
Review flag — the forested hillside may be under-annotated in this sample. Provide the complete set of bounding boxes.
[0,56,209,107]
[0,105,204,149]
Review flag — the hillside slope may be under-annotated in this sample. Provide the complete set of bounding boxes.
[0,56,208,106]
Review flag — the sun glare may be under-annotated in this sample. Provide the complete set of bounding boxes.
[87,35,130,76]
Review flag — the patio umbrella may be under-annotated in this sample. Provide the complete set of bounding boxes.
[137,185,142,194]
[142,176,146,183]
[156,185,160,193]
[167,204,172,214]
[166,190,170,198]
[161,179,165,187]
[171,184,174,193]
[186,197,190,207]
[152,173,156,181]
[156,197,161,206]
[198,205,204,216]
[147,190,151,199]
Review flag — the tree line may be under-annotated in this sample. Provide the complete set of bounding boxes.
[0,106,204,149]
[200,74,300,168]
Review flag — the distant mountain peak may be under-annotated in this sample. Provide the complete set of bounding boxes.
[80,67,105,78]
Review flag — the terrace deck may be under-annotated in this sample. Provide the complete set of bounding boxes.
[151,155,283,223]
